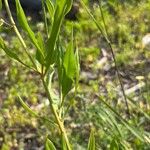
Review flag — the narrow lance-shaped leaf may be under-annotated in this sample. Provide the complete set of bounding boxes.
[0,37,29,67]
[45,1,66,67]
[36,32,46,65]
[15,0,45,63]
[46,0,55,20]
[88,129,96,150]
[62,27,77,97]
[45,138,56,150]
[64,0,73,15]
[45,0,54,37]
[61,71,73,98]
[18,95,39,117]
[18,95,56,126]
[63,28,76,80]
[45,0,73,69]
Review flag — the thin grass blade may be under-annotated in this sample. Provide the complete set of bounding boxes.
[88,129,96,150]
[46,0,55,19]
[99,97,150,143]
[45,138,56,150]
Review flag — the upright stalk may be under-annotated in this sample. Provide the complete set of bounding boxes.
[81,0,130,116]
[4,0,71,149]
[98,0,130,116]
[41,76,71,150]
[4,0,37,70]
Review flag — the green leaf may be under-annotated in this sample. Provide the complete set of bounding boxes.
[64,0,73,15]
[0,37,27,66]
[62,71,73,97]
[45,0,69,68]
[63,30,76,80]
[88,129,96,150]
[37,32,46,55]
[36,32,46,65]
[61,28,77,97]
[46,0,55,19]
[18,95,56,126]
[45,138,56,150]
[0,37,18,59]
[15,0,44,61]
[18,95,39,117]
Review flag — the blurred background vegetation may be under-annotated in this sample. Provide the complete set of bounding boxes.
[0,0,150,149]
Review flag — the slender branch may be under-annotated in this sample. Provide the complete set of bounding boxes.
[81,0,130,116]
[41,76,71,150]
[4,0,37,71]
[98,0,130,116]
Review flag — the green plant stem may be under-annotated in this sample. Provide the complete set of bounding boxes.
[98,0,130,116]
[41,77,71,150]
[59,91,63,118]
[4,0,37,71]
[81,0,130,116]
